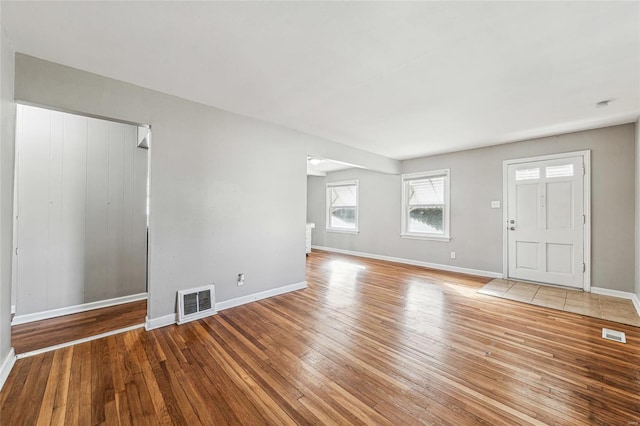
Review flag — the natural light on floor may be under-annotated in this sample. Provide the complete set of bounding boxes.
[324,260,366,308]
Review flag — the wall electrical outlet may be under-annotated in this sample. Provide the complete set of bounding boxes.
[237,273,245,286]
[450,252,456,259]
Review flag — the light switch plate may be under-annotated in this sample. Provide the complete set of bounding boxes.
[491,200,501,209]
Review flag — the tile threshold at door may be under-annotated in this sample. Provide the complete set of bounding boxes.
[478,279,640,327]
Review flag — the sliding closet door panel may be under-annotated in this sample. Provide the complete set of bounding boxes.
[122,125,135,296]
[60,113,87,307]
[85,118,110,302]
[105,122,125,301]
[133,143,148,293]
[16,106,51,314]
[46,111,64,309]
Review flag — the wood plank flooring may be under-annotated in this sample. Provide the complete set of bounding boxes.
[2,250,640,425]
[11,300,147,354]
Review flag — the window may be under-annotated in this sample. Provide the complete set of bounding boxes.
[401,170,450,241]
[514,164,574,180]
[545,164,573,178]
[515,167,540,180]
[326,180,359,233]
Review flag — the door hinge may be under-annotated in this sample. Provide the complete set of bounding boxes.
[15,247,18,256]
[583,263,586,272]
[582,163,585,176]
[583,214,586,224]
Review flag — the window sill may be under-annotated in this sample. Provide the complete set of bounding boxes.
[400,233,450,242]
[326,228,359,235]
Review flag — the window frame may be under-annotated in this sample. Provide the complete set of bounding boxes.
[326,179,359,234]
[401,169,451,241]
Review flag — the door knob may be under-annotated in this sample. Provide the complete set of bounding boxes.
[509,227,515,231]
[509,220,515,224]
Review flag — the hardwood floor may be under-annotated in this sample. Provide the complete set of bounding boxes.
[2,250,640,425]
[11,300,147,354]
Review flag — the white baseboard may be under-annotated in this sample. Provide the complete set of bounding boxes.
[0,348,16,392]
[11,292,147,326]
[16,324,145,360]
[10,305,15,315]
[590,287,637,299]
[145,313,177,331]
[144,281,308,330]
[633,294,640,316]
[215,281,308,312]
[312,245,503,279]
[591,287,640,317]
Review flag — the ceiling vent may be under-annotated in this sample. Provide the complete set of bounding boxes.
[602,328,626,343]
[177,285,216,325]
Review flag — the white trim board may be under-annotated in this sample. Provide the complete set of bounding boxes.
[16,324,145,360]
[591,287,640,317]
[0,348,16,392]
[11,292,147,326]
[311,246,502,279]
[215,281,307,312]
[145,314,177,331]
[145,281,308,330]
[502,150,591,291]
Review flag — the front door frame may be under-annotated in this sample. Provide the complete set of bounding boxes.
[502,150,591,292]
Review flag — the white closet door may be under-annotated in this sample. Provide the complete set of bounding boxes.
[106,122,126,301]
[16,106,52,314]
[60,113,88,307]
[122,125,136,295]
[84,118,110,302]
[132,142,148,292]
[46,111,64,309]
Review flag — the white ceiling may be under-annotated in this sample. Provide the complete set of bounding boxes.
[3,1,639,160]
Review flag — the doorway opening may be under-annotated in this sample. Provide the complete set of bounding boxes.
[10,104,151,355]
[306,157,360,255]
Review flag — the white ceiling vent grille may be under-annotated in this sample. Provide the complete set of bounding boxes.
[177,285,216,325]
[602,328,626,343]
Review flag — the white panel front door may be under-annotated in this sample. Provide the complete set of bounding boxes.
[507,156,584,288]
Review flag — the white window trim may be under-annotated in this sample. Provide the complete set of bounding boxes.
[401,169,451,242]
[326,179,359,234]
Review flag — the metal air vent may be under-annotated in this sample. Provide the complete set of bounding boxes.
[602,328,626,343]
[177,285,216,325]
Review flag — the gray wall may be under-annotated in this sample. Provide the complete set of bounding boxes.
[14,105,148,316]
[15,54,315,321]
[0,10,16,366]
[308,124,636,292]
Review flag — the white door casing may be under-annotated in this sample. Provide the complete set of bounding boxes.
[503,152,590,290]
